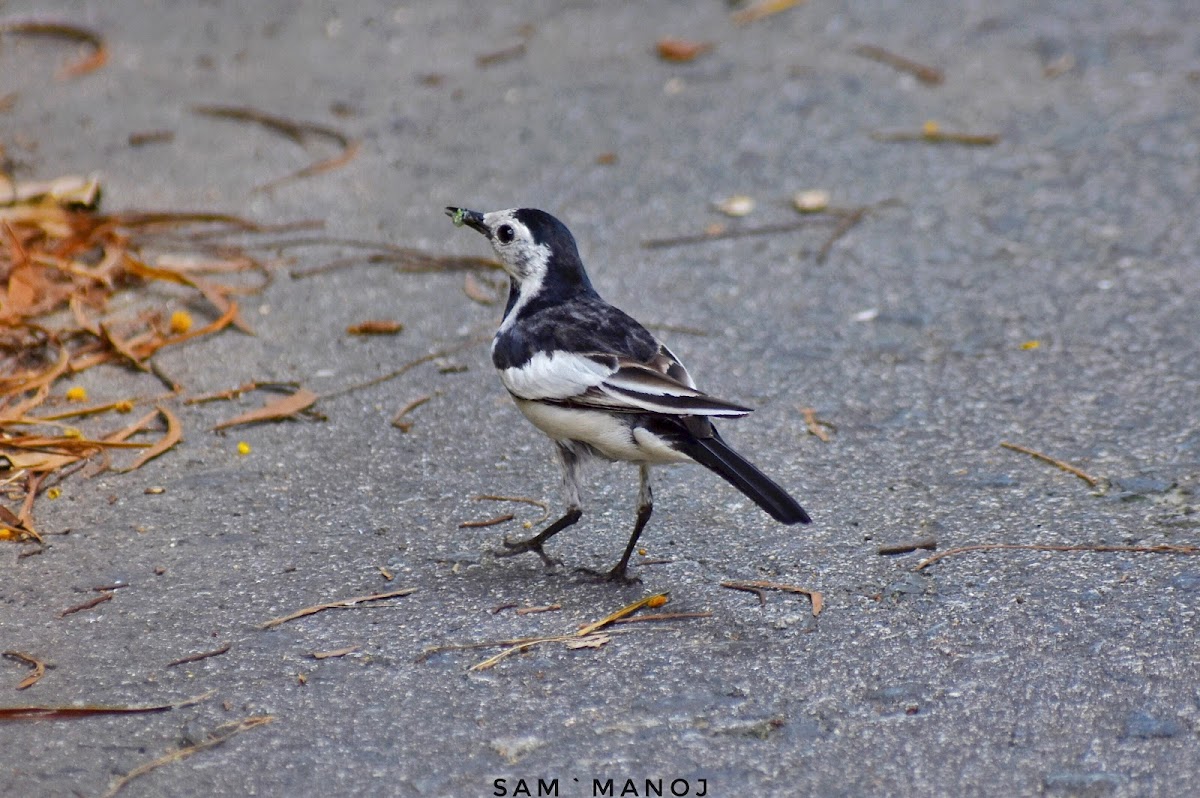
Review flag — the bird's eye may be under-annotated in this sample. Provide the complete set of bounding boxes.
[496,225,515,244]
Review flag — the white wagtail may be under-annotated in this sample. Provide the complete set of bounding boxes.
[446,206,810,582]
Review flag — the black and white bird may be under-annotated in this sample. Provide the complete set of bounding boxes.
[446,206,810,582]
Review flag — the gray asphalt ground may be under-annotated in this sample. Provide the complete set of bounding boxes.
[3,1,1199,796]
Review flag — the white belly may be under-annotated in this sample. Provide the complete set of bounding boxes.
[514,400,692,465]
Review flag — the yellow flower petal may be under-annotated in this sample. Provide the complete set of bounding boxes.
[169,310,193,334]
[237,441,251,455]
[66,386,88,402]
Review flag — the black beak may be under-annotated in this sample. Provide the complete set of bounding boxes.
[445,207,488,236]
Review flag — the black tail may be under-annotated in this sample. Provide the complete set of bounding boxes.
[677,428,811,525]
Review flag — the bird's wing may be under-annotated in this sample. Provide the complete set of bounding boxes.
[499,349,750,418]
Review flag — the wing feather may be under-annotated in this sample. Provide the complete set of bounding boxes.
[499,350,750,418]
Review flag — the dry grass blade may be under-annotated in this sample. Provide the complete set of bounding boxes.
[100,715,273,798]
[0,20,108,78]
[0,690,214,719]
[732,0,805,25]
[4,650,48,690]
[468,633,613,672]
[258,588,417,630]
[576,592,670,637]
[611,612,713,625]
[915,543,1200,571]
[310,646,358,660]
[1000,441,1100,487]
[213,387,317,431]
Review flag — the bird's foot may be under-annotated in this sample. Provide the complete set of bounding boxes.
[574,565,642,586]
[493,534,563,569]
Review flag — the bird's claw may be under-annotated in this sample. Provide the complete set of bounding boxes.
[493,535,562,569]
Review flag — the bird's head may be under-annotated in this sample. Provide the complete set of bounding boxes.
[445,206,592,296]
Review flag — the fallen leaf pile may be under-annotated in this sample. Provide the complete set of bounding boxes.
[0,174,270,542]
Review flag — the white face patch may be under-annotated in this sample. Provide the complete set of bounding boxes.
[483,209,550,287]
[484,209,552,334]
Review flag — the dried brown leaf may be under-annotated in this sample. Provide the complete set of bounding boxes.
[4,650,48,689]
[655,38,714,63]
[213,388,317,431]
[347,320,403,335]
[118,405,182,472]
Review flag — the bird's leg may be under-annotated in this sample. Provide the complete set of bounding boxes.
[494,444,582,568]
[579,464,653,585]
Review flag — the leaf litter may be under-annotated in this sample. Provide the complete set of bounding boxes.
[0,176,281,542]
[1,162,484,542]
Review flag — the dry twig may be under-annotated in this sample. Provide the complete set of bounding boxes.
[473,494,551,524]
[878,537,938,556]
[816,207,868,263]
[310,646,358,660]
[0,690,213,720]
[721,580,824,616]
[321,335,488,400]
[391,393,433,431]
[871,124,999,146]
[0,20,108,78]
[192,104,360,192]
[165,643,232,669]
[854,44,943,85]
[915,543,1200,571]
[458,513,515,529]
[642,218,838,249]
[57,592,113,618]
